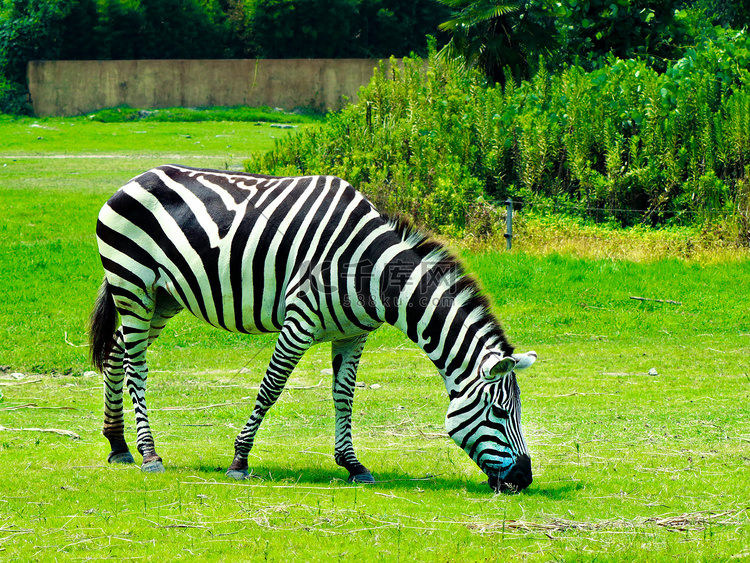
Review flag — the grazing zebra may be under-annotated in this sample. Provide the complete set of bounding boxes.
[89,164,537,492]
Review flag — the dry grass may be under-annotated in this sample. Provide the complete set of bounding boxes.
[456,214,750,264]
[467,509,748,535]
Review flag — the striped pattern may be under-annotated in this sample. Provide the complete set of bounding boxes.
[90,164,535,490]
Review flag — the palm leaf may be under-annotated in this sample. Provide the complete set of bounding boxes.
[437,0,557,84]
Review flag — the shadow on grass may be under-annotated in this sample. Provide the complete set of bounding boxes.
[177,461,584,500]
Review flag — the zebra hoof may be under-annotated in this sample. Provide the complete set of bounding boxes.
[141,460,166,473]
[348,472,375,484]
[108,451,135,464]
[226,469,250,480]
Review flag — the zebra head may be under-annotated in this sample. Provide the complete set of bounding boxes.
[445,350,537,493]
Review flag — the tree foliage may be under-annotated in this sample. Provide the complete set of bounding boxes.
[357,0,452,59]
[249,0,450,58]
[134,0,233,59]
[2,0,750,117]
[250,0,360,58]
[0,0,98,83]
[436,0,699,82]
[697,0,750,29]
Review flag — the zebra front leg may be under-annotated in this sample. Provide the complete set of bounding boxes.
[102,328,135,464]
[331,335,374,484]
[227,324,313,480]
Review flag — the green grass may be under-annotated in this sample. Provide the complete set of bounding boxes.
[0,117,309,157]
[83,105,325,124]
[1,116,749,562]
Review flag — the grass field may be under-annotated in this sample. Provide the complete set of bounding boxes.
[1,114,749,562]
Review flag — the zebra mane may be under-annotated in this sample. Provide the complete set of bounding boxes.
[384,214,514,357]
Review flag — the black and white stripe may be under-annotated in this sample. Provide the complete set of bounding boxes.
[89,164,537,491]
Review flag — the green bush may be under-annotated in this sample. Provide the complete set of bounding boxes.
[247,37,750,237]
[0,75,30,114]
[552,0,688,72]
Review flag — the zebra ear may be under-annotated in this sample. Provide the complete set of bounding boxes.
[486,357,516,380]
[511,350,537,371]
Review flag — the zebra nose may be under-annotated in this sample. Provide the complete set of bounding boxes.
[487,454,533,493]
[505,454,533,491]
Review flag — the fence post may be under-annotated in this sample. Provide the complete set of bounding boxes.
[505,198,513,250]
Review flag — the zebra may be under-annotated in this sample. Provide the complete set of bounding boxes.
[89,164,537,492]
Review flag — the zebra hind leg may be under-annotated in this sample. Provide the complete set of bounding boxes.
[91,279,135,464]
[120,311,163,473]
[118,291,182,474]
[331,335,375,484]
[103,328,135,465]
[134,293,183,473]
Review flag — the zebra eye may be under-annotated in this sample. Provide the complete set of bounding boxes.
[491,405,509,420]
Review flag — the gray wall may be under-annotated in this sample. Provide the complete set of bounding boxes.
[27,59,388,117]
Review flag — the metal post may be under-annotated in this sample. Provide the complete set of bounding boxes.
[505,198,513,250]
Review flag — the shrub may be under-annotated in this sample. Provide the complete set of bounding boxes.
[247,39,750,238]
[0,76,31,114]
[552,0,688,72]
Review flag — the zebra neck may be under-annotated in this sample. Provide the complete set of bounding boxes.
[375,248,507,387]
[405,290,500,383]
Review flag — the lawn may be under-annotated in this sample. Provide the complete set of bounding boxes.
[0,115,748,562]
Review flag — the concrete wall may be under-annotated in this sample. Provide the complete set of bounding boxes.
[27,59,389,117]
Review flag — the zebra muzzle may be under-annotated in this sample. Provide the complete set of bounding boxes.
[488,454,533,493]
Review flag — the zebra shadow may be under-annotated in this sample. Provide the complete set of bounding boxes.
[185,463,582,499]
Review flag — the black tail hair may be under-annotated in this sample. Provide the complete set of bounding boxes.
[89,278,118,372]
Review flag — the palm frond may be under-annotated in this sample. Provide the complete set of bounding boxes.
[440,0,520,27]
[437,0,557,84]
[437,0,471,7]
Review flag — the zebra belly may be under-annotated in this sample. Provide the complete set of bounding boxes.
[155,261,286,336]
[159,272,380,342]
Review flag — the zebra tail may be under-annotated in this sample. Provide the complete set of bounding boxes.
[89,278,118,372]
